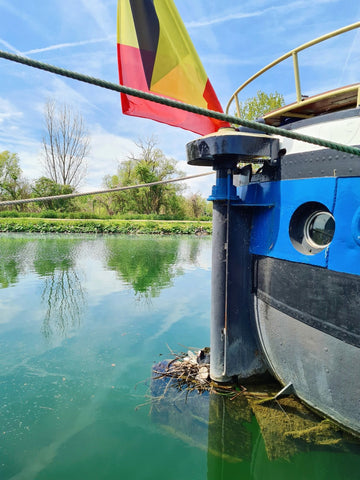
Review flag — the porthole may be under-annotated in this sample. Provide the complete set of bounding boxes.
[304,211,335,248]
[289,202,335,255]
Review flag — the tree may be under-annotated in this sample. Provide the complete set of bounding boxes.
[186,193,209,218]
[236,90,285,121]
[103,137,185,216]
[42,100,90,188]
[0,150,30,209]
[32,177,74,211]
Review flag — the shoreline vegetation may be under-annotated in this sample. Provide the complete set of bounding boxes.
[0,217,212,235]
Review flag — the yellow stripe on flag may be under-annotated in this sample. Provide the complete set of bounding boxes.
[117,0,138,48]
[150,0,208,105]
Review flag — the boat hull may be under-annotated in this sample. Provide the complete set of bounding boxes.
[246,110,360,435]
[186,107,360,435]
[253,257,360,435]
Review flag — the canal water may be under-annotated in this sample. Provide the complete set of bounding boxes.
[0,234,359,480]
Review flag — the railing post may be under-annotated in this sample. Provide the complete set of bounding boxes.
[292,51,302,103]
[235,94,241,118]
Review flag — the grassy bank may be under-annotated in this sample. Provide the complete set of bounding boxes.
[0,210,211,221]
[0,217,212,235]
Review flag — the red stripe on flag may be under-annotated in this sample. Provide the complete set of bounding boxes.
[118,44,229,135]
[203,79,230,130]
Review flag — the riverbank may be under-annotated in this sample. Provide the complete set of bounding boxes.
[0,217,212,235]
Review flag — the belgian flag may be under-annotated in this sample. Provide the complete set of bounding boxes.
[117,0,229,135]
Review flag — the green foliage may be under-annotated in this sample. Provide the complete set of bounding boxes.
[184,194,210,219]
[0,151,30,209]
[32,177,75,211]
[0,142,211,221]
[0,217,212,235]
[0,210,208,221]
[103,137,186,216]
[236,90,285,121]
[233,91,285,171]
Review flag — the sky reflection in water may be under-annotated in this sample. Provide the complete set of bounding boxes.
[0,233,359,480]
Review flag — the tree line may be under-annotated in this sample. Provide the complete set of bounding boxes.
[0,101,210,219]
[0,145,211,219]
[0,91,283,219]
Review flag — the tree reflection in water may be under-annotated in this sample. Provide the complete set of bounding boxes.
[0,234,205,337]
[104,236,201,299]
[0,236,30,288]
[33,237,86,339]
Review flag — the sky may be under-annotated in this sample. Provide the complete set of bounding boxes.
[0,0,359,197]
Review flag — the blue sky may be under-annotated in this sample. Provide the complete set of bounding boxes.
[0,0,359,196]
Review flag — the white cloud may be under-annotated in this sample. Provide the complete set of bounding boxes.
[0,298,22,324]
[41,76,95,113]
[186,0,339,29]
[0,97,43,179]
[79,126,215,195]
[17,147,43,181]
[79,0,114,37]
[0,0,43,36]
[339,29,360,84]
[1,0,357,200]
[22,36,116,56]
[0,97,23,125]
[0,37,21,54]
[80,127,137,190]
[186,9,268,29]
[77,253,130,303]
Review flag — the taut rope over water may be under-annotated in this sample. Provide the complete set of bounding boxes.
[1,50,360,156]
[0,172,215,207]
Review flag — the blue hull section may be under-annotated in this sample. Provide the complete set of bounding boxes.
[238,177,360,275]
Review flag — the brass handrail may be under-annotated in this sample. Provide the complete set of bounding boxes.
[226,22,360,115]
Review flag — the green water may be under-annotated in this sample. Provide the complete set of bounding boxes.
[0,234,359,480]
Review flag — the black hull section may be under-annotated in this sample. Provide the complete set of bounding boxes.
[254,256,360,349]
[254,256,360,434]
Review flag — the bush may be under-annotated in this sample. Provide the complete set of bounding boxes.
[0,218,212,235]
[0,210,211,221]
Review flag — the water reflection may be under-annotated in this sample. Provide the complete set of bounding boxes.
[0,236,30,288]
[0,234,213,480]
[0,235,207,338]
[1,233,359,479]
[33,238,86,339]
[151,374,360,479]
[104,236,201,299]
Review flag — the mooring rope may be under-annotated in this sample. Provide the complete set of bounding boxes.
[1,50,360,156]
[0,171,214,207]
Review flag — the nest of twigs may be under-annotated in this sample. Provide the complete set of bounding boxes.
[152,347,246,398]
